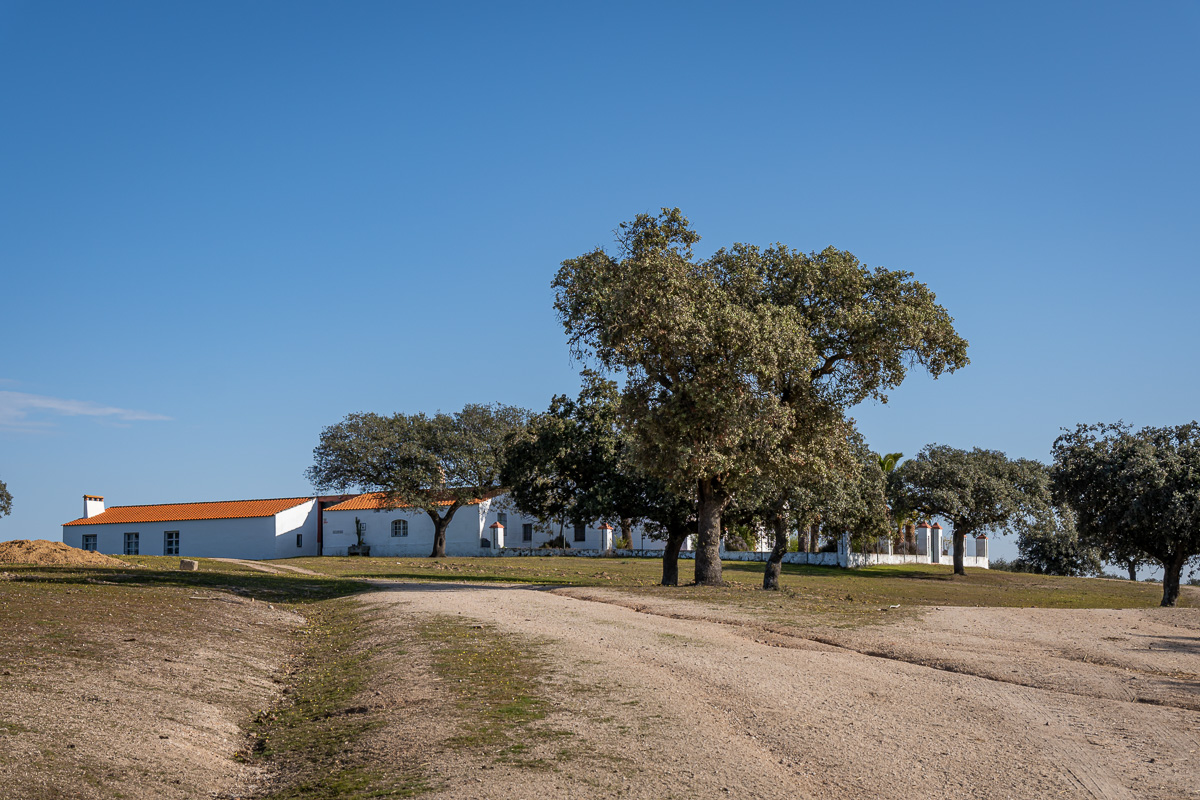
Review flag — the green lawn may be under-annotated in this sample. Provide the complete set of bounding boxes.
[273,555,1185,612]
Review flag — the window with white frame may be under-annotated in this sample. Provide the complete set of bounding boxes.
[497,512,507,527]
[392,519,408,537]
[522,523,533,542]
[124,532,139,555]
[81,534,97,552]
[574,523,587,542]
[164,531,179,556]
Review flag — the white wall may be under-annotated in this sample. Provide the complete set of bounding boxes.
[322,505,482,557]
[322,494,681,557]
[274,500,318,558]
[63,516,279,560]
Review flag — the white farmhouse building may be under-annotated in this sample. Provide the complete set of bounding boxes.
[62,495,318,559]
[320,492,673,557]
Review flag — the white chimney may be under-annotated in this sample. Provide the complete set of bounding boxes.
[84,495,105,518]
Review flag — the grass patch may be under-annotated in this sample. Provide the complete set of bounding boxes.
[418,616,576,770]
[244,598,430,799]
[277,556,1185,612]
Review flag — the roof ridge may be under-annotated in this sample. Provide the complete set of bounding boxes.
[101,496,313,510]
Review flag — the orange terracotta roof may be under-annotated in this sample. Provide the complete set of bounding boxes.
[63,497,312,526]
[324,490,501,512]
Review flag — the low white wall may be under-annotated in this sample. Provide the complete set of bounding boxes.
[495,547,693,559]
[847,552,989,569]
[717,550,844,566]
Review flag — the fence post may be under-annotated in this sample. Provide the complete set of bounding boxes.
[975,534,988,562]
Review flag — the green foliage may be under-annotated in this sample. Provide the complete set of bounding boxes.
[553,209,968,583]
[889,445,1049,575]
[723,525,755,552]
[307,403,530,555]
[1013,505,1103,577]
[502,372,651,527]
[877,452,904,474]
[0,477,10,518]
[1051,421,1200,606]
[500,370,696,567]
[807,430,891,542]
[308,403,530,509]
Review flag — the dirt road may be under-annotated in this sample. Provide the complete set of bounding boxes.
[362,582,1200,800]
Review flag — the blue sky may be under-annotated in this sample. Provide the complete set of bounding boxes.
[2,1,1197,565]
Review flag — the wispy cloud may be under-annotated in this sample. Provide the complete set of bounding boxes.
[0,391,172,431]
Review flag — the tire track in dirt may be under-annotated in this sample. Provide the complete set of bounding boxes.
[553,588,1200,713]
[363,582,1199,799]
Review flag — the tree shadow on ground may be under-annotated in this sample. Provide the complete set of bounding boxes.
[2,564,367,604]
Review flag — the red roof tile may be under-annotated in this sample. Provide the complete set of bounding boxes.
[63,497,312,526]
[324,490,501,512]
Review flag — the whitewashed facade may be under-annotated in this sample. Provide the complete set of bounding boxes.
[321,492,677,557]
[62,495,318,560]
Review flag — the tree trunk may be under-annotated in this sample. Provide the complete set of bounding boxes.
[953,530,967,576]
[763,506,789,591]
[1160,553,1186,607]
[694,476,726,586]
[809,522,819,554]
[660,526,689,586]
[1127,560,1138,582]
[620,518,634,548]
[429,514,449,558]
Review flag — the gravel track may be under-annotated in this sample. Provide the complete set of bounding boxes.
[362,582,1200,800]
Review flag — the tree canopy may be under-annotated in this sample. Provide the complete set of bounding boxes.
[1013,505,1103,577]
[0,477,10,518]
[889,445,1047,575]
[553,208,968,585]
[747,424,890,590]
[1051,421,1200,606]
[500,371,696,585]
[307,403,530,557]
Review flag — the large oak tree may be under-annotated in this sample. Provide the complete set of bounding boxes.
[307,403,530,557]
[553,209,967,585]
[1051,421,1200,607]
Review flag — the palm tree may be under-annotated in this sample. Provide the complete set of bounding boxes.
[877,452,913,549]
[878,452,904,474]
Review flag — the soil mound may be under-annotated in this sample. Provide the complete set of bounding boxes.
[0,539,126,567]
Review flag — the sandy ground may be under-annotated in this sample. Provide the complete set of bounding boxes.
[0,588,302,800]
[360,583,1200,800]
